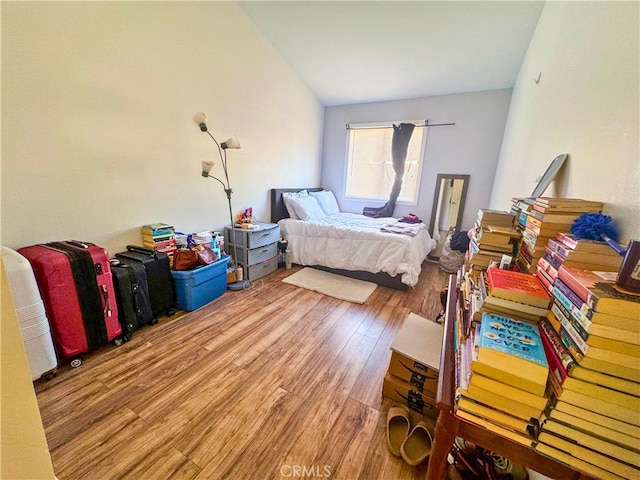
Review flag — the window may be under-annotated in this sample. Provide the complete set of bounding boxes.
[345,123,426,203]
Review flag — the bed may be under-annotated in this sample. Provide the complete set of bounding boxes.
[270,188,437,289]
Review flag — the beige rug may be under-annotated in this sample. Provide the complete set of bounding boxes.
[282,267,377,304]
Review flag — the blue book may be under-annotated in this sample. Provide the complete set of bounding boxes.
[472,312,549,397]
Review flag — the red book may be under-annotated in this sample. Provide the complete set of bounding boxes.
[486,267,551,309]
[556,265,640,318]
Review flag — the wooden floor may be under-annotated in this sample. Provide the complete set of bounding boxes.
[35,262,449,480]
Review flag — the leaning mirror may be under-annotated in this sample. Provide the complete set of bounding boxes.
[428,174,470,259]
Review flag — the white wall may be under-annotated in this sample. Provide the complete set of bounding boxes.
[1,2,323,255]
[321,90,512,231]
[491,1,639,243]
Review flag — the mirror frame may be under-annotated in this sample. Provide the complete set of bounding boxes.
[428,173,470,238]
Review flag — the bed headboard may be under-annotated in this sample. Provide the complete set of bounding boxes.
[270,188,323,223]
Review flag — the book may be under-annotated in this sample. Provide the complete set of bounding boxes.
[549,387,640,427]
[525,219,573,238]
[554,288,640,347]
[528,209,581,224]
[486,268,551,309]
[553,277,640,332]
[468,372,548,410]
[454,409,533,446]
[551,303,640,368]
[551,400,640,440]
[477,295,549,323]
[534,441,628,480]
[537,431,639,478]
[544,247,621,272]
[142,222,175,232]
[471,313,548,396]
[476,209,515,227]
[546,312,640,382]
[539,317,640,397]
[556,233,618,254]
[540,419,640,466]
[557,265,640,318]
[552,296,640,356]
[536,257,558,279]
[543,409,640,452]
[475,226,520,246]
[533,197,604,210]
[456,395,536,436]
[547,238,623,265]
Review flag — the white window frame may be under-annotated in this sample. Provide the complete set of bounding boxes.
[343,121,427,206]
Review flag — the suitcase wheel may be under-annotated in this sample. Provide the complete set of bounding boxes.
[151,318,158,325]
[114,337,124,347]
[41,370,57,381]
[70,357,83,368]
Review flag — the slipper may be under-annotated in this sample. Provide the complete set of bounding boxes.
[401,419,434,466]
[386,404,411,456]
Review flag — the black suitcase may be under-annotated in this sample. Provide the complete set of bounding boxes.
[115,246,175,317]
[110,259,155,340]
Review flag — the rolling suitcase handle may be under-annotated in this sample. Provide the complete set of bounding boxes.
[126,245,159,258]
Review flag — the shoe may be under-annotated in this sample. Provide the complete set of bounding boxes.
[401,419,434,466]
[386,405,411,457]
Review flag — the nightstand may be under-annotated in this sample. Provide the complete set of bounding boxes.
[223,222,280,281]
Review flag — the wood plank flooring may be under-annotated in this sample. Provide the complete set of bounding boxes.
[34,262,448,480]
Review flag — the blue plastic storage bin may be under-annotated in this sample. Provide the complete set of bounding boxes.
[171,255,230,311]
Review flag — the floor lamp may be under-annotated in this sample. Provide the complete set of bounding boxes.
[194,112,250,291]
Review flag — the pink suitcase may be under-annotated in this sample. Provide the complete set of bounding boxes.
[18,242,122,367]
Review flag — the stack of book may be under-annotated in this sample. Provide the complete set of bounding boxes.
[516,198,604,274]
[536,234,623,295]
[141,223,177,254]
[467,209,516,271]
[455,311,550,445]
[535,265,640,479]
[510,197,535,233]
[471,267,551,325]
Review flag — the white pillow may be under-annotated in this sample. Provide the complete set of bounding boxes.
[282,190,308,220]
[289,195,326,221]
[310,190,340,215]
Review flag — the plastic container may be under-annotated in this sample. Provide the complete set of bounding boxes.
[170,255,230,311]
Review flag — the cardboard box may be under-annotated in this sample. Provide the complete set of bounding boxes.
[389,312,443,388]
[382,373,438,420]
[388,351,439,395]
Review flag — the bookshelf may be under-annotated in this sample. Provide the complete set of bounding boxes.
[425,275,595,480]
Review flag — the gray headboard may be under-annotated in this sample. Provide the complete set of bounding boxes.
[270,188,323,223]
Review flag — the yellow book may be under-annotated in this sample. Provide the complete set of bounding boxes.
[461,385,542,422]
[553,400,640,439]
[469,373,548,410]
[534,442,626,480]
[561,376,640,411]
[584,334,640,357]
[545,409,640,452]
[454,409,532,447]
[537,432,640,479]
[554,389,640,427]
[569,366,640,397]
[541,420,640,467]
[456,396,534,436]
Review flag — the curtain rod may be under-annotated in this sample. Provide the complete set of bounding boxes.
[346,120,455,130]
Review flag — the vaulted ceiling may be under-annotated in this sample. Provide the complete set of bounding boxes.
[240,1,545,106]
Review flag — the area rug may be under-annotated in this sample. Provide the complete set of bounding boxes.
[282,267,377,304]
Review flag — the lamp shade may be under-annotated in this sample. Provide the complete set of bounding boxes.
[221,135,241,150]
[201,160,214,177]
[193,112,208,132]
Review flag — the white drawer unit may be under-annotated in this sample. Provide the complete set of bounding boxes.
[224,222,280,281]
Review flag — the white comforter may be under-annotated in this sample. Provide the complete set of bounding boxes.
[278,213,437,287]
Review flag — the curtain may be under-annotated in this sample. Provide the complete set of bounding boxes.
[363,122,415,218]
